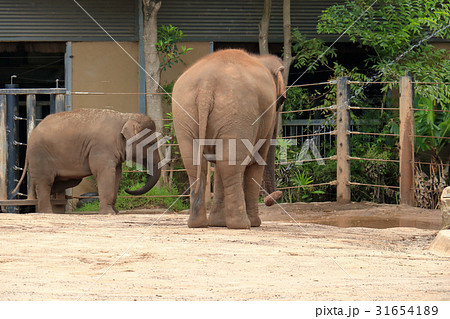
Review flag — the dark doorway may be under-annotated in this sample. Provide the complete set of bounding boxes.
[0,42,66,210]
[0,42,65,88]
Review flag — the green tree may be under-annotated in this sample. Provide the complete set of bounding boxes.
[317,0,450,103]
[156,24,192,73]
[317,0,450,206]
[153,24,192,187]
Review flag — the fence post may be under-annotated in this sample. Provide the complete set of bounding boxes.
[5,85,19,212]
[55,94,65,113]
[26,94,36,199]
[0,95,7,203]
[336,76,351,203]
[399,74,415,205]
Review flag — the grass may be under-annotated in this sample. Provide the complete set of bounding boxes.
[75,201,100,212]
[117,183,189,211]
[74,164,189,213]
[74,184,189,213]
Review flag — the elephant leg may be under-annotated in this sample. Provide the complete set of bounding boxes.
[93,162,120,215]
[178,134,209,228]
[243,163,266,227]
[244,138,271,227]
[28,180,37,200]
[215,161,250,229]
[187,162,209,228]
[208,164,226,227]
[112,165,122,209]
[35,178,54,214]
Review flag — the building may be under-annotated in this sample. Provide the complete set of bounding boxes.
[1,0,448,206]
[0,0,354,112]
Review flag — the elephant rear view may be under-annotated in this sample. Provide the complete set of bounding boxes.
[12,108,161,214]
[173,49,285,229]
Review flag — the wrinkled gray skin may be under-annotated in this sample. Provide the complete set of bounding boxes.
[173,49,285,229]
[13,108,161,214]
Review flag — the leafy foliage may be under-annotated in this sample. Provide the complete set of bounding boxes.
[291,28,336,72]
[317,0,450,104]
[156,24,193,71]
[313,0,449,206]
[414,96,450,156]
[274,138,327,203]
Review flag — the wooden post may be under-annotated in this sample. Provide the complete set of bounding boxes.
[0,95,7,202]
[336,76,351,203]
[399,75,415,206]
[26,94,36,199]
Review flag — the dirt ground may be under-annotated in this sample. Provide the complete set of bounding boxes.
[0,202,448,301]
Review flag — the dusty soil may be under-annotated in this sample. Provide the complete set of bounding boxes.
[0,202,448,301]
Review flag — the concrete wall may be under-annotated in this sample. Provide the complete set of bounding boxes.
[159,41,211,115]
[72,42,140,113]
[70,41,140,200]
[160,41,211,85]
[68,41,210,203]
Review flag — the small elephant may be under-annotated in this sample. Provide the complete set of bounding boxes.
[173,49,286,229]
[13,108,161,214]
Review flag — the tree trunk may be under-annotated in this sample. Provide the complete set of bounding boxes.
[258,0,271,55]
[278,0,292,136]
[142,0,163,132]
[282,0,292,84]
[142,0,165,187]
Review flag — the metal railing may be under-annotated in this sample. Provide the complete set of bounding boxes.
[0,88,66,212]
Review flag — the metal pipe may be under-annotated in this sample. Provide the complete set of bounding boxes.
[5,83,19,212]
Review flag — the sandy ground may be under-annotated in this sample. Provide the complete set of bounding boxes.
[0,202,448,301]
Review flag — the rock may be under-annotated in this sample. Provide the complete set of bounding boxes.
[429,189,450,256]
[429,230,450,256]
[264,191,282,206]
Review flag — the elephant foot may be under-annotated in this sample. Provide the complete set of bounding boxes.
[208,211,227,227]
[226,214,251,229]
[188,213,208,228]
[99,206,119,215]
[39,207,54,214]
[248,214,262,227]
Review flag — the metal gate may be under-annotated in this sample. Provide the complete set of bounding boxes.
[0,87,66,212]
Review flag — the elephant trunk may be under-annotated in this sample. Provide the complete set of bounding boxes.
[263,123,278,194]
[262,124,283,206]
[263,143,277,194]
[125,149,161,195]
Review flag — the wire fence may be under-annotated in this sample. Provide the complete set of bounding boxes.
[0,76,448,212]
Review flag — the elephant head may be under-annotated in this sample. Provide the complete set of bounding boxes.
[120,116,161,195]
[256,54,287,196]
[256,54,287,110]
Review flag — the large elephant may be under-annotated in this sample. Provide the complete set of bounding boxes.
[12,108,161,214]
[173,49,285,229]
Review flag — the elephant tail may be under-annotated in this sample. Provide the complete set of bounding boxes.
[11,153,28,195]
[194,88,212,193]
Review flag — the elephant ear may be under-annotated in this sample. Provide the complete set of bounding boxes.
[121,119,141,141]
[276,66,286,110]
